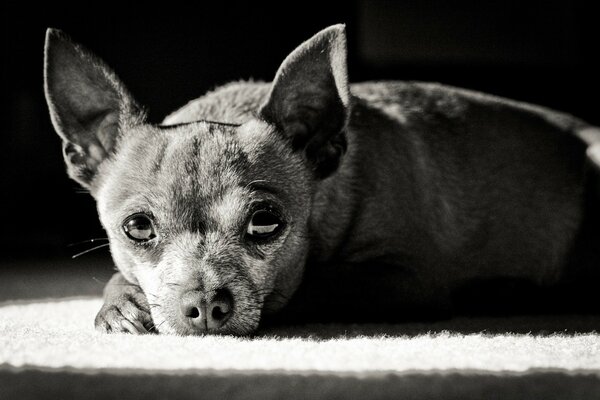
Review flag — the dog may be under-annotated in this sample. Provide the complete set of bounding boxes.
[44,25,599,336]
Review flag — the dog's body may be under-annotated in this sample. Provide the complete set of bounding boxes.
[163,80,599,318]
[44,25,599,335]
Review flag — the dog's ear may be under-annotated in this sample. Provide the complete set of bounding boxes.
[259,24,350,179]
[44,28,143,190]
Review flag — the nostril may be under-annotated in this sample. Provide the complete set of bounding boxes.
[186,306,200,319]
[211,304,230,321]
[206,289,233,328]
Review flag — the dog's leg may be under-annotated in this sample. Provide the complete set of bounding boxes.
[94,272,154,334]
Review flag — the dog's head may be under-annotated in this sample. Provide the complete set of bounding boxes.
[44,25,350,335]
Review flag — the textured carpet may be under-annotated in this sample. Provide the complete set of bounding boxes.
[1,297,599,399]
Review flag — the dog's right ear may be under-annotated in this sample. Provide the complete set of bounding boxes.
[44,28,143,190]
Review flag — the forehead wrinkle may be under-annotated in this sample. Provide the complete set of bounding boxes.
[159,128,248,189]
[150,135,168,174]
[150,126,250,232]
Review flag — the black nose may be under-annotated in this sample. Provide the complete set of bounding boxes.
[180,289,233,330]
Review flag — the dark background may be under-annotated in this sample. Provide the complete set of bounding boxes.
[2,0,599,264]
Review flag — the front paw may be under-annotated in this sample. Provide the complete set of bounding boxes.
[95,286,154,335]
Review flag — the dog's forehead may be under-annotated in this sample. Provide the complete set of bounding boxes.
[165,123,248,180]
[102,120,287,224]
[150,119,286,188]
[159,122,248,189]
[98,119,307,232]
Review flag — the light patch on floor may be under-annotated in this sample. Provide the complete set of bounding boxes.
[1,297,599,374]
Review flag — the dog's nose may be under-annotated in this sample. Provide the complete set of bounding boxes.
[180,289,233,330]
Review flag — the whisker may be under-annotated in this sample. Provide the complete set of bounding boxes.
[108,283,141,288]
[271,291,290,299]
[92,276,142,289]
[92,277,107,285]
[165,282,183,288]
[150,320,168,333]
[67,238,109,247]
[252,287,290,301]
[72,243,110,259]
[145,322,159,333]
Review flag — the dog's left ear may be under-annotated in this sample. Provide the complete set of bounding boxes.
[260,24,350,179]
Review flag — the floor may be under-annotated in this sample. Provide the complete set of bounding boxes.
[1,254,599,399]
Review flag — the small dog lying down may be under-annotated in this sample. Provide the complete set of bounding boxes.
[44,25,599,335]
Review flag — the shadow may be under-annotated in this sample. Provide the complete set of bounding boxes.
[1,367,599,400]
[258,263,600,339]
[256,314,600,340]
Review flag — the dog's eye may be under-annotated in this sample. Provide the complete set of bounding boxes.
[123,214,156,242]
[246,210,283,240]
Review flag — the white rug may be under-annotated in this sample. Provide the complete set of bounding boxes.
[1,297,599,399]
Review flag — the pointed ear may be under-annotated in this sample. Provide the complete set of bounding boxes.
[44,28,143,190]
[259,24,350,179]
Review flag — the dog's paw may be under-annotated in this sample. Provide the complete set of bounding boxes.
[95,289,154,335]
